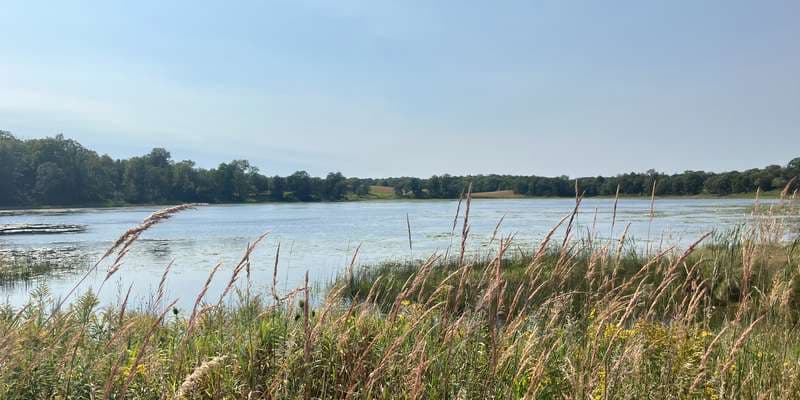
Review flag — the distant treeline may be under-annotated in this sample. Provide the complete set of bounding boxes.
[1,131,798,207]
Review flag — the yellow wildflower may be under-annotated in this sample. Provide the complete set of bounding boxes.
[591,369,607,400]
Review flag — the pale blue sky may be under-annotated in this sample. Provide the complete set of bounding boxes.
[1,1,798,177]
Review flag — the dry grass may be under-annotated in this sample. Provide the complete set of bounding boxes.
[0,192,798,399]
[471,189,523,198]
[369,185,395,195]
[367,185,397,200]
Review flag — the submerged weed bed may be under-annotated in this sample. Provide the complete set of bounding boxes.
[0,250,87,288]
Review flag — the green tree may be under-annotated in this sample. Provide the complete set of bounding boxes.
[35,162,68,204]
[270,176,286,201]
[287,171,312,201]
[0,131,25,205]
[323,172,346,200]
[172,160,198,201]
[1,130,797,207]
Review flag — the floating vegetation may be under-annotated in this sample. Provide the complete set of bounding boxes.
[0,223,87,235]
[0,247,87,287]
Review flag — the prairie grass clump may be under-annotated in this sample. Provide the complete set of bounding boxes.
[0,193,799,399]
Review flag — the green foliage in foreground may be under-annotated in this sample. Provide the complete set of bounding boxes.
[2,218,800,399]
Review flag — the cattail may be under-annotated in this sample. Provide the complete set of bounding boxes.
[175,355,228,399]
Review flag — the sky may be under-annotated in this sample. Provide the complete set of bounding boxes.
[1,1,799,178]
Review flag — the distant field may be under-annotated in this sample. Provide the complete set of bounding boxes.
[367,185,397,199]
[471,190,523,199]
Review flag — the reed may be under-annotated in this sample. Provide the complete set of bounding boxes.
[0,197,798,399]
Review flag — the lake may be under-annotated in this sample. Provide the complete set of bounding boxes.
[0,198,788,309]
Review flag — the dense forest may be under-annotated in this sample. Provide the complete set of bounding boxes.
[0,131,798,207]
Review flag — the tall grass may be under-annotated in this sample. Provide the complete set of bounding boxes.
[0,194,798,399]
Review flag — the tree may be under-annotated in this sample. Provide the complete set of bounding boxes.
[683,171,706,195]
[122,157,148,203]
[85,154,117,202]
[704,175,731,195]
[394,178,423,198]
[287,171,312,201]
[216,160,257,201]
[147,148,172,168]
[323,172,346,200]
[270,176,286,201]
[0,131,24,205]
[172,160,198,201]
[0,130,797,207]
[35,162,68,204]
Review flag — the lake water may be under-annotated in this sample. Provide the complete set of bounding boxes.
[0,198,790,309]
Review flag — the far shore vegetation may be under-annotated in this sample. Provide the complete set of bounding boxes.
[1,130,799,209]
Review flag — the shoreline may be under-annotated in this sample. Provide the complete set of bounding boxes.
[0,190,784,213]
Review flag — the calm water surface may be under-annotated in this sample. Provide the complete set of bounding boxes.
[0,198,784,308]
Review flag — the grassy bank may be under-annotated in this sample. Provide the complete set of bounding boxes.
[0,200,799,399]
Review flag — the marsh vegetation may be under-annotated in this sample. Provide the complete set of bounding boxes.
[0,188,798,399]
